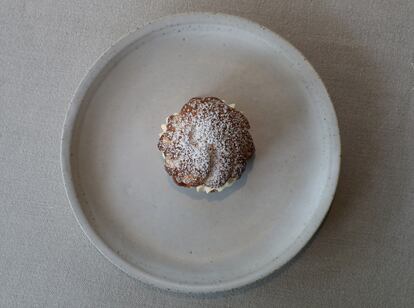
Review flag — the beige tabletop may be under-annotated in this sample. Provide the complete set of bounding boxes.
[1,1,413,307]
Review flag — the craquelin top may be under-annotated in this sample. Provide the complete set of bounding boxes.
[158,97,255,191]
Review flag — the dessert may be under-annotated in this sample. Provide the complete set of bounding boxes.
[158,97,255,193]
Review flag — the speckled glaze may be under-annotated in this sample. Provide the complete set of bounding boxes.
[61,13,340,293]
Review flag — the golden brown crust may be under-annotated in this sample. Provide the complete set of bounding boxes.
[158,97,255,190]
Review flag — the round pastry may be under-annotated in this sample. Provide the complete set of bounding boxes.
[158,97,255,193]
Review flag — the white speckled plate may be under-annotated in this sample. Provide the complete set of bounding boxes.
[61,13,340,293]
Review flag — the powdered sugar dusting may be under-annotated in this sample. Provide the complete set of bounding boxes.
[158,97,255,190]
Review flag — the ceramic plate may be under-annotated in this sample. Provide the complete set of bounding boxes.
[61,13,340,293]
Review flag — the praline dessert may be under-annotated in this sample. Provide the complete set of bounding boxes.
[158,97,254,193]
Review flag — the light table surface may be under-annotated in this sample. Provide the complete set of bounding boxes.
[1,1,413,307]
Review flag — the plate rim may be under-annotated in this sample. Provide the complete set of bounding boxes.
[60,12,341,293]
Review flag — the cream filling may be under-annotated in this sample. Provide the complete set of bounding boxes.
[160,102,237,193]
[196,177,236,193]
